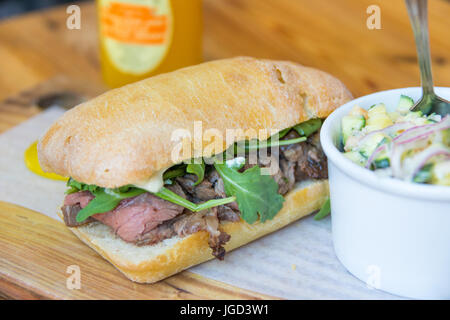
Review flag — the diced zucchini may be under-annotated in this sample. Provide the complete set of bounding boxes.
[373,157,390,169]
[344,151,367,166]
[413,163,434,184]
[342,115,366,144]
[372,147,390,169]
[366,103,393,131]
[358,133,386,158]
[396,95,414,115]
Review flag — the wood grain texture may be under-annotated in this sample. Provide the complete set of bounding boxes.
[0,75,105,134]
[0,201,276,300]
[202,0,450,96]
[0,0,449,116]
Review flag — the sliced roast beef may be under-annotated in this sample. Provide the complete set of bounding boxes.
[93,192,185,242]
[279,158,296,193]
[176,174,197,195]
[280,131,328,181]
[62,183,186,242]
[134,207,235,258]
[203,209,230,260]
[135,218,177,246]
[177,172,220,201]
[217,205,240,222]
[192,179,217,201]
[62,191,96,227]
[295,149,328,180]
[61,204,93,227]
[64,190,94,207]
[210,170,227,198]
[294,133,328,180]
[173,208,230,260]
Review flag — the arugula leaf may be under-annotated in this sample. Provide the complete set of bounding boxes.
[242,136,306,150]
[186,161,205,186]
[162,165,187,180]
[155,187,236,212]
[314,198,331,221]
[277,128,291,139]
[66,178,98,194]
[76,187,145,222]
[214,163,284,224]
[294,119,322,137]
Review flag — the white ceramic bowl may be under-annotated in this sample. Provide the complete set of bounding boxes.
[320,87,450,299]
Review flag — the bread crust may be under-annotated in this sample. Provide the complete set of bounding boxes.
[60,180,329,283]
[38,57,351,188]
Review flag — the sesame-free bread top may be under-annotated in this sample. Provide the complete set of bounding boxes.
[38,57,352,188]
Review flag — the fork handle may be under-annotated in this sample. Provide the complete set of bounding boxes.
[405,0,435,95]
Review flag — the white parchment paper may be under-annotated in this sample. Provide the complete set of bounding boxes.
[0,109,400,299]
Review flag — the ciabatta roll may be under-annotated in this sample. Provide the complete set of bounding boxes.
[38,57,352,283]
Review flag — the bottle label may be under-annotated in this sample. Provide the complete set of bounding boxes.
[99,0,173,75]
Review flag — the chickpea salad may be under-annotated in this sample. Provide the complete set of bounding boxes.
[341,95,450,186]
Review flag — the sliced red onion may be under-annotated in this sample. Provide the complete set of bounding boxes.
[388,116,450,178]
[396,130,435,146]
[365,144,387,169]
[356,122,413,149]
[391,137,430,178]
[390,143,405,178]
[394,116,450,144]
[408,146,450,181]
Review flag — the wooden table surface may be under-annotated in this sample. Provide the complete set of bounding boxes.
[0,0,449,299]
[0,0,449,112]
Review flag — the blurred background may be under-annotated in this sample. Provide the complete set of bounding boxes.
[0,0,81,19]
[0,0,449,100]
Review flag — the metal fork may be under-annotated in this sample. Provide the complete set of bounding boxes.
[405,0,450,116]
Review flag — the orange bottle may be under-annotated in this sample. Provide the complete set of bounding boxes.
[96,0,203,88]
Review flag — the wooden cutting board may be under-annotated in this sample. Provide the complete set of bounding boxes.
[0,79,275,300]
[0,201,275,300]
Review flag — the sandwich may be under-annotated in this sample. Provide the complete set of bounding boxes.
[37,57,352,283]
